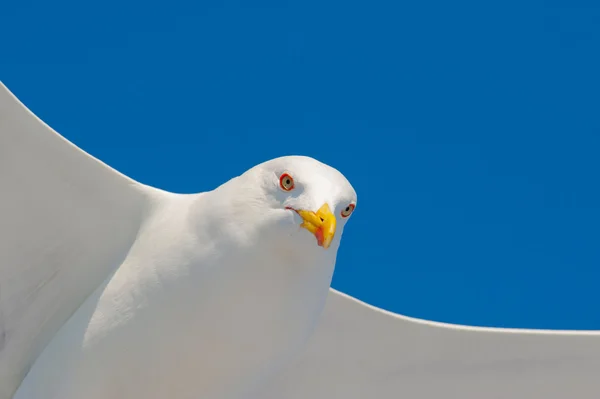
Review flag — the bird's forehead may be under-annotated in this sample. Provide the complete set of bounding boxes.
[256,156,356,197]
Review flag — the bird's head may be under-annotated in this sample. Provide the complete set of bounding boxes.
[218,156,357,258]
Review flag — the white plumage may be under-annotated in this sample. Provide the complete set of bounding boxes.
[0,82,356,399]
[2,82,600,399]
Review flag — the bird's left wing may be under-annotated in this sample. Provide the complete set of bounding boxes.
[259,288,600,398]
[0,82,152,399]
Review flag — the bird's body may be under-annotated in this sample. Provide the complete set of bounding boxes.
[14,186,338,399]
[0,83,356,398]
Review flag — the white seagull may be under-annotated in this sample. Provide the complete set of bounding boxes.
[1,82,600,399]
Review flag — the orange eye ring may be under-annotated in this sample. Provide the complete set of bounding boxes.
[341,203,355,218]
[279,173,295,191]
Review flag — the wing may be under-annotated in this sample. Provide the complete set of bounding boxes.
[260,289,600,398]
[0,82,152,399]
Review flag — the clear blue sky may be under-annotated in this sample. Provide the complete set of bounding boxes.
[2,0,599,329]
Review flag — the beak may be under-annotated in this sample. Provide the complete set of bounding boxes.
[294,203,337,249]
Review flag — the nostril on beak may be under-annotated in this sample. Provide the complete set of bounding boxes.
[319,217,324,222]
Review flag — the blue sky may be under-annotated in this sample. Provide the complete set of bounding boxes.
[2,0,599,329]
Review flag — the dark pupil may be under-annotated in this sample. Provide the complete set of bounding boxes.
[346,207,350,212]
[285,179,290,185]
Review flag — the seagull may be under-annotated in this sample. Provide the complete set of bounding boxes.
[0,82,357,399]
[2,82,600,399]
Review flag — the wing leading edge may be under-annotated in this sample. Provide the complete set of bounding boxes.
[260,289,600,398]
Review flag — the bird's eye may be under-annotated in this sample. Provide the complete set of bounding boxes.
[341,203,355,218]
[279,173,295,191]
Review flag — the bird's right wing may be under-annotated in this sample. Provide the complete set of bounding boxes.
[259,289,600,398]
[0,82,152,399]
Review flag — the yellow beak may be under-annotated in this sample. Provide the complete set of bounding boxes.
[295,203,337,249]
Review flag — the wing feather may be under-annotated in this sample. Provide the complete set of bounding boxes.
[0,82,151,398]
[260,288,600,398]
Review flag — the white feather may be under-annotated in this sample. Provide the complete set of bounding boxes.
[3,81,600,399]
[0,82,355,399]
